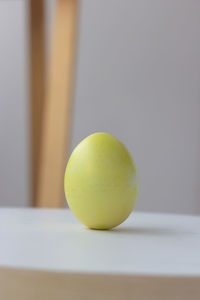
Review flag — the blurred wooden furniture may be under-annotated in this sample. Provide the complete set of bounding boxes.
[0,209,200,299]
[30,0,78,207]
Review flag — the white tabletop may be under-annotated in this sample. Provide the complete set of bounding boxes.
[0,208,200,277]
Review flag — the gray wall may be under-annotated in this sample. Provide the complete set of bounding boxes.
[0,0,200,214]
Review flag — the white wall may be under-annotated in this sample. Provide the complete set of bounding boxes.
[0,0,200,214]
[0,1,29,207]
[72,0,200,214]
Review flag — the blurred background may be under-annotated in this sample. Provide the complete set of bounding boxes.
[0,0,200,214]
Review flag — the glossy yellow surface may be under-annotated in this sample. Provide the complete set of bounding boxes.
[64,133,138,229]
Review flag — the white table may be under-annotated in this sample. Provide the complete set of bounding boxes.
[0,208,200,299]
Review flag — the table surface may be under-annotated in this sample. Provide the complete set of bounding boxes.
[0,208,200,276]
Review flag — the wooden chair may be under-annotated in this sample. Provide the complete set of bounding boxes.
[30,0,78,207]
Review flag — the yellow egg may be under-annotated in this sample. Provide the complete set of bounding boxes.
[64,132,138,229]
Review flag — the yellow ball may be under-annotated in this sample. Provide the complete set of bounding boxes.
[64,133,138,229]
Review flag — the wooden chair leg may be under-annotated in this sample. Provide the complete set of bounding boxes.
[30,0,46,206]
[36,0,79,207]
